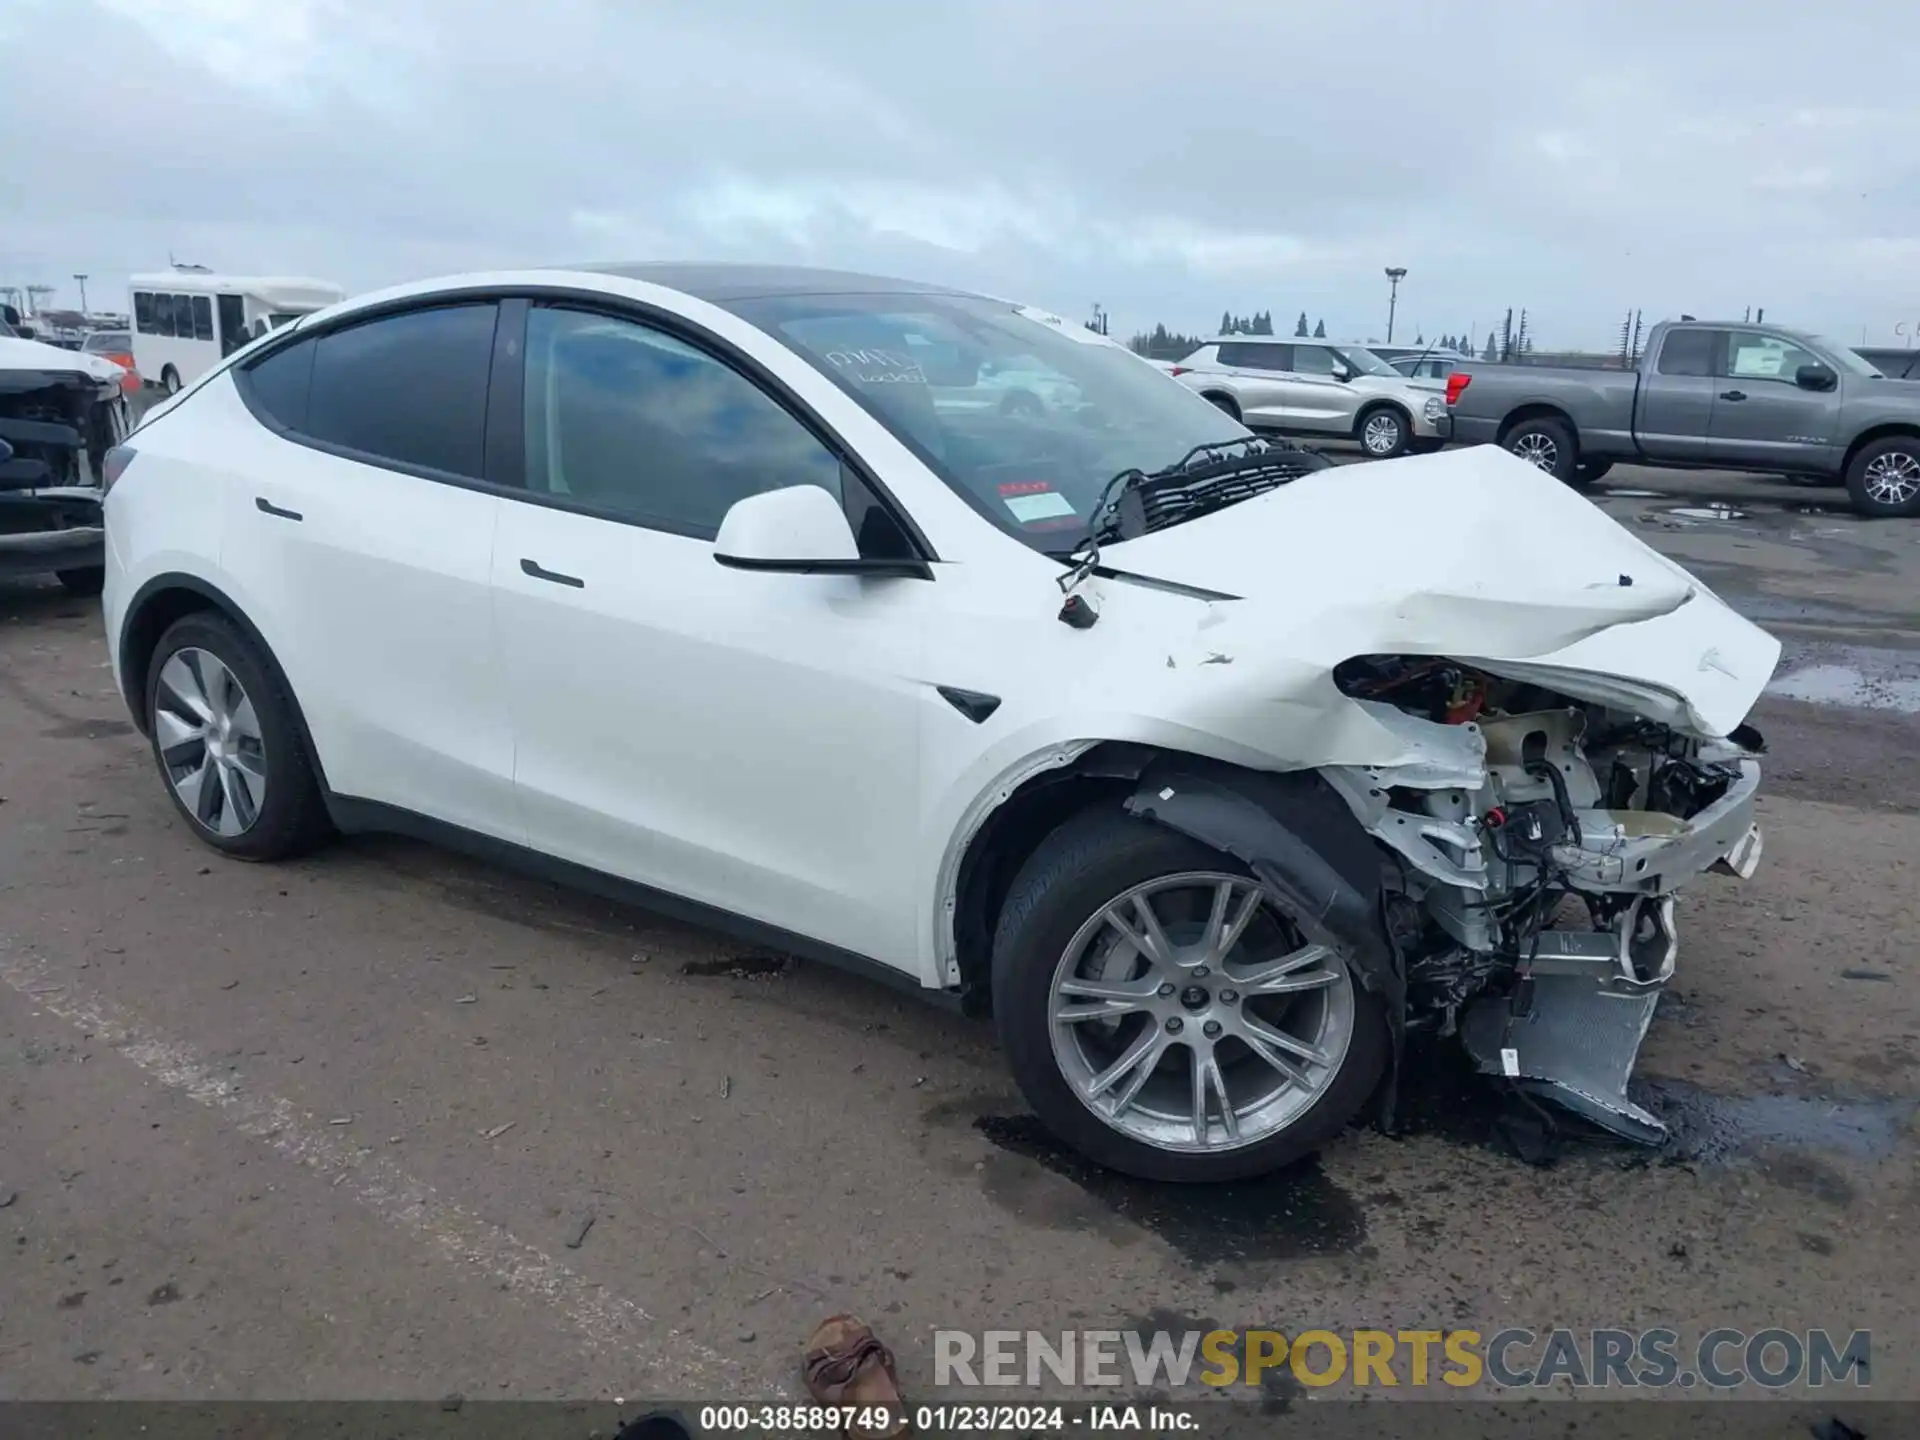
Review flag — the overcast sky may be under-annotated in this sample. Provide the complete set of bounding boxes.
[5,0,1918,350]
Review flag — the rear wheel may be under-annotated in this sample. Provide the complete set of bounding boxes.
[145,612,332,860]
[160,365,181,395]
[991,809,1387,1182]
[1573,458,1613,487]
[1200,391,1240,420]
[1503,415,1579,485]
[1356,405,1411,460]
[1845,437,1920,518]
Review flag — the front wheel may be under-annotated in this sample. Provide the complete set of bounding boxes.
[1503,416,1579,484]
[161,366,181,395]
[1356,406,1410,460]
[1845,437,1920,518]
[990,809,1387,1182]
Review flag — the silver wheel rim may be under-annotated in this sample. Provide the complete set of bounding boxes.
[1047,872,1355,1154]
[154,647,268,837]
[1863,451,1920,505]
[164,370,179,394]
[1362,413,1401,454]
[1512,432,1557,470]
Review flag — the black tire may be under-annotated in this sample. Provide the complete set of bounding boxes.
[145,611,332,861]
[1502,415,1579,484]
[55,566,105,597]
[999,389,1044,419]
[1844,436,1920,518]
[1574,459,1613,486]
[1200,391,1240,420]
[990,807,1388,1183]
[161,366,181,395]
[1354,404,1411,460]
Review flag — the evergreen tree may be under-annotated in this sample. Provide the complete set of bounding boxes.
[1295,311,1309,336]
[1481,331,1498,361]
[1220,310,1232,337]
[1312,318,1326,337]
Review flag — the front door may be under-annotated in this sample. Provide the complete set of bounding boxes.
[489,302,931,966]
[1705,329,1841,471]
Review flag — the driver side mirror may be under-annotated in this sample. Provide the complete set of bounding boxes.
[1795,363,1837,392]
[1331,364,1354,382]
[713,484,930,579]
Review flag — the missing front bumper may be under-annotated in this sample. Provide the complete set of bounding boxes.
[1458,888,1700,1145]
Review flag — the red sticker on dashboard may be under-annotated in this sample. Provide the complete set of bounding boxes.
[997,481,1055,496]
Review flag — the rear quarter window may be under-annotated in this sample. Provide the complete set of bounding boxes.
[241,338,318,432]
[300,304,499,479]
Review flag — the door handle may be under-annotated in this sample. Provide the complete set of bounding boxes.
[1719,389,1747,401]
[255,496,303,521]
[519,558,585,589]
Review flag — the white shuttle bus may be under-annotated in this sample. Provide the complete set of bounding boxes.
[130,272,346,393]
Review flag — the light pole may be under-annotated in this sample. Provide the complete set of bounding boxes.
[1384,267,1407,344]
[74,274,89,313]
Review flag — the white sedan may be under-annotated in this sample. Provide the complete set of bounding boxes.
[101,264,1779,1181]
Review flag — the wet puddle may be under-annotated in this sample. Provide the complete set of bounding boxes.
[1597,487,1665,499]
[1767,662,1920,713]
[972,1114,1366,1264]
[1667,504,1751,521]
[1638,1078,1913,1165]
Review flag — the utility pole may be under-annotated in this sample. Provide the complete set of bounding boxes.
[1384,267,1408,344]
[74,274,90,313]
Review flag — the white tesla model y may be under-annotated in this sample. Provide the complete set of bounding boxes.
[102,265,1779,1181]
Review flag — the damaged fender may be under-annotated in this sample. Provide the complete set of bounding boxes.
[1122,756,1408,1119]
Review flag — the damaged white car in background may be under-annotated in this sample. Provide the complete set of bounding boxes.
[103,264,1778,1184]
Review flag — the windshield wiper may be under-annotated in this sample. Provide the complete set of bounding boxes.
[1054,436,1330,588]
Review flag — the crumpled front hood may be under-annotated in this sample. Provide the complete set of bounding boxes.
[1099,444,1780,737]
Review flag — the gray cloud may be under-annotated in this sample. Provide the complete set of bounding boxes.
[4,0,1918,349]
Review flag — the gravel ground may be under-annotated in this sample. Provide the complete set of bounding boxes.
[1,461,1916,1411]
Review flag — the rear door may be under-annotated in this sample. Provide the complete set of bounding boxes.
[221,300,518,837]
[1633,327,1721,462]
[1705,329,1841,471]
[1212,341,1296,426]
[216,294,248,358]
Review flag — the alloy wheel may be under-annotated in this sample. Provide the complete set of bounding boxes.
[1863,450,1920,506]
[1512,432,1557,470]
[154,647,268,837]
[1362,413,1402,455]
[1047,872,1355,1153]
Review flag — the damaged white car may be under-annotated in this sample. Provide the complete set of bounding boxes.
[101,265,1779,1182]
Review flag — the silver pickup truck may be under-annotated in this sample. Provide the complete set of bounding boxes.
[1445,319,1920,517]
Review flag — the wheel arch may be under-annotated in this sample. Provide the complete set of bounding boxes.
[1495,403,1579,446]
[946,741,1399,1043]
[118,572,330,790]
[1841,422,1920,478]
[1196,388,1241,419]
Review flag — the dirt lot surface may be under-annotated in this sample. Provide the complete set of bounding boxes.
[2,462,1916,1413]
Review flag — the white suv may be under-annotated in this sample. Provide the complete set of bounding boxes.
[101,264,1775,1181]
[1171,337,1451,458]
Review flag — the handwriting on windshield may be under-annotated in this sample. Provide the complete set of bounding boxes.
[824,347,927,384]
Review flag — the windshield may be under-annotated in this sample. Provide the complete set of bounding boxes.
[1806,336,1885,379]
[731,291,1252,548]
[1334,346,1402,377]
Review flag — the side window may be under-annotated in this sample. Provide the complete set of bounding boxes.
[240,338,317,432]
[1216,342,1292,371]
[1726,330,1818,382]
[522,306,844,539]
[298,304,497,478]
[191,295,214,342]
[152,295,175,338]
[1655,329,1718,377]
[1290,345,1341,376]
[133,292,154,334]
